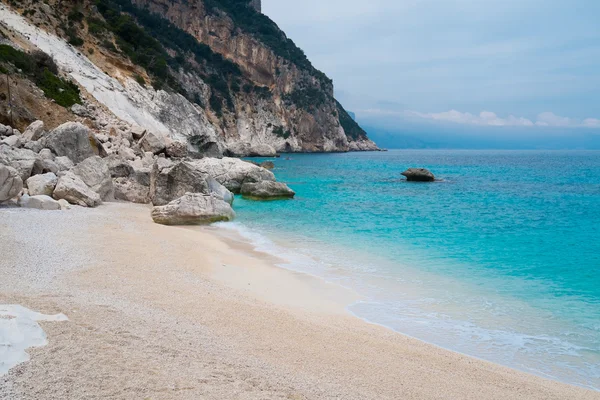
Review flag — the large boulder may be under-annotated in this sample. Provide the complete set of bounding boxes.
[401,168,435,182]
[188,157,275,194]
[21,120,45,142]
[55,156,74,171]
[113,177,150,204]
[139,131,166,154]
[0,165,23,202]
[151,193,235,226]
[106,154,134,178]
[150,159,235,206]
[240,181,295,200]
[44,122,98,163]
[150,159,208,206]
[1,134,22,148]
[26,172,58,196]
[71,156,113,200]
[0,144,41,181]
[53,171,101,207]
[18,194,61,210]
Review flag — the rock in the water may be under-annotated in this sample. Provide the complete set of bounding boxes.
[0,144,41,181]
[44,122,97,163]
[260,161,275,170]
[151,193,235,225]
[188,157,275,194]
[0,165,23,202]
[26,172,58,196]
[71,156,114,200]
[53,171,101,207]
[22,120,45,142]
[113,177,150,204]
[139,131,166,154]
[54,156,74,171]
[401,168,435,182]
[240,181,295,200]
[248,144,277,157]
[18,194,61,210]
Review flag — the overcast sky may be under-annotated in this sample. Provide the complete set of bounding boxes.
[262,0,600,130]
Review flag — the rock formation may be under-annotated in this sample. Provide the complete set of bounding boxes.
[401,168,436,182]
[241,181,295,200]
[151,193,236,225]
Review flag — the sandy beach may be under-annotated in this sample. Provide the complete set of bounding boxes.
[0,202,598,400]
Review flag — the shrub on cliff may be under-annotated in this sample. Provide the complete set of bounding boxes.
[0,45,81,108]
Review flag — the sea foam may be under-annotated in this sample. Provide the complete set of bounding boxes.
[0,305,68,376]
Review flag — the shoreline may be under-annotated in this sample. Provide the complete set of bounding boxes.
[1,202,598,399]
[211,219,600,392]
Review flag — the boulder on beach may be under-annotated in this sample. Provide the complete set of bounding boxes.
[18,194,61,210]
[189,157,275,194]
[401,168,435,182]
[0,144,42,181]
[151,193,235,225]
[240,181,295,200]
[26,172,58,196]
[71,156,114,200]
[0,164,23,202]
[44,122,97,164]
[53,171,101,207]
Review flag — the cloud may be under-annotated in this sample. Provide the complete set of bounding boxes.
[361,109,600,128]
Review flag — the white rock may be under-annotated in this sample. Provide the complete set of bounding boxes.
[54,156,74,171]
[71,156,113,200]
[139,131,166,154]
[0,164,23,202]
[18,194,61,210]
[53,171,101,207]
[151,193,235,225]
[39,148,54,160]
[21,120,44,142]
[26,172,58,196]
[57,198,71,210]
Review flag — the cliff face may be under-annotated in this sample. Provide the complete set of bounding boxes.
[132,0,376,153]
[0,0,378,155]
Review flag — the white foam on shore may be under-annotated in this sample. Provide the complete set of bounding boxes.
[0,305,68,376]
[214,221,600,391]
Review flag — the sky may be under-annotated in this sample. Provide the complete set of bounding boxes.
[262,0,600,147]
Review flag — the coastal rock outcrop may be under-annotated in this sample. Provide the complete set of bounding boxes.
[401,168,436,182]
[190,157,275,194]
[240,181,295,200]
[151,193,235,225]
[25,172,58,196]
[53,172,102,208]
[0,165,23,202]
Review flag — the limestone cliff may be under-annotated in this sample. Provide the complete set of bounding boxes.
[0,0,378,155]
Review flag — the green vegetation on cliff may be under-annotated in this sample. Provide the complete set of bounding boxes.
[95,0,242,110]
[205,0,331,86]
[336,100,368,141]
[0,45,81,107]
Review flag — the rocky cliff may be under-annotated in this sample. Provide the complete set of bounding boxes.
[0,0,378,156]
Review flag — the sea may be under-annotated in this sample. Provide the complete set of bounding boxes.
[217,150,600,390]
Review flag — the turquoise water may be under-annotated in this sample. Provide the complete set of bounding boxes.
[221,150,600,389]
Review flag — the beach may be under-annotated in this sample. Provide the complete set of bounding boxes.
[0,202,598,400]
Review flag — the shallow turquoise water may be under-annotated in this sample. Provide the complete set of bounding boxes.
[223,150,600,389]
